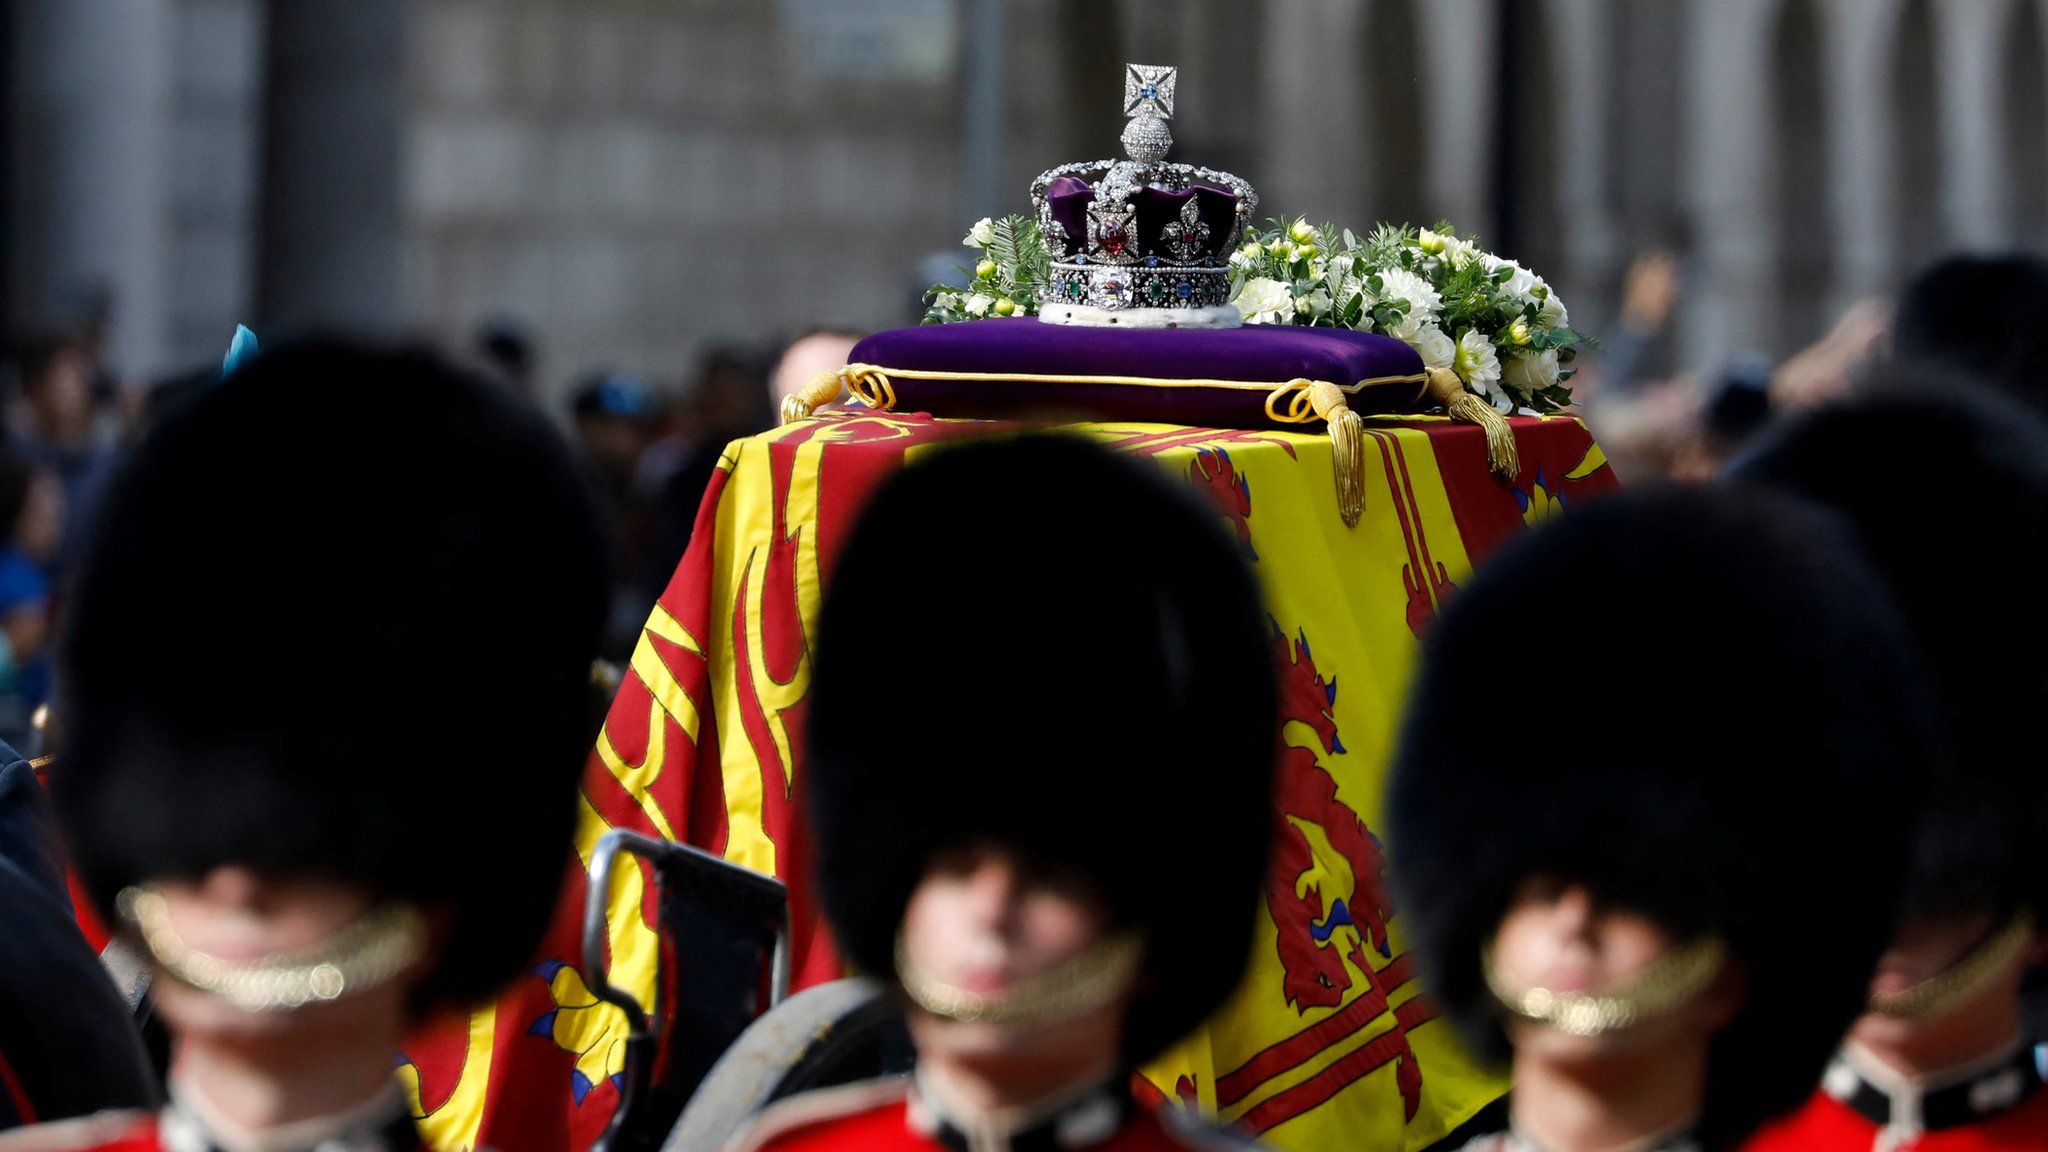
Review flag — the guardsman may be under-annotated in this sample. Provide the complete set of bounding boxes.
[726,435,1279,1152]
[1734,379,2048,1152]
[1389,486,1934,1152]
[0,340,608,1152]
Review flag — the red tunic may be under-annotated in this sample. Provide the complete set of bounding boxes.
[0,1112,159,1152]
[0,1104,432,1152]
[731,1077,1264,1152]
[1742,1048,2048,1152]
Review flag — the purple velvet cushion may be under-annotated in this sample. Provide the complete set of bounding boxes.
[845,319,1429,429]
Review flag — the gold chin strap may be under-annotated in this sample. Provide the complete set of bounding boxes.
[117,885,428,1013]
[894,930,1144,1028]
[1867,910,2037,1021]
[1484,936,1729,1038]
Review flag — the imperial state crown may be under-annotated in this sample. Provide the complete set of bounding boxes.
[1031,64,1257,328]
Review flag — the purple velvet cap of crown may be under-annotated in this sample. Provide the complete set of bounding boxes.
[1045,180,1241,262]
[847,319,1428,428]
[1046,177,1094,247]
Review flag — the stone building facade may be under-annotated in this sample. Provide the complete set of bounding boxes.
[6,0,2047,399]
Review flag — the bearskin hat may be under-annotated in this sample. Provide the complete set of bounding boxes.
[805,434,1277,1066]
[53,339,610,1011]
[1894,254,2048,415]
[1732,375,2048,920]
[1388,486,1934,1150]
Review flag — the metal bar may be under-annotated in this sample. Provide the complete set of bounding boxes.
[582,828,654,1036]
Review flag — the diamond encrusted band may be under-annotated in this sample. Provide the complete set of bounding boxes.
[1045,263,1232,312]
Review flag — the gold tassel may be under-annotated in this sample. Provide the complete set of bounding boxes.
[1425,367,1520,478]
[780,368,846,425]
[1305,381,1367,528]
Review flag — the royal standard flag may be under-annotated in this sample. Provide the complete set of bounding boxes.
[397,407,1617,1152]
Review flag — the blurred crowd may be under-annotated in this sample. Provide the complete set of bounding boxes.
[1568,249,2041,483]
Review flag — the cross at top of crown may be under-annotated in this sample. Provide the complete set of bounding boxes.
[1123,64,1176,121]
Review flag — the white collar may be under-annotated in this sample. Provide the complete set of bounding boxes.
[163,1080,411,1152]
[906,1067,1127,1152]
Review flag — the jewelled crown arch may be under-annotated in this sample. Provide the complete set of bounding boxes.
[1029,64,1259,328]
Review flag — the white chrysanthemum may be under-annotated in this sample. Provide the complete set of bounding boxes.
[1232,277,1293,325]
[1367,268,1443,340]
[1410,324,1457,370]
[1503,348,1561,399]
[1500,264,1542,306]
[1454,329,1502,394]
[964,218,996,248]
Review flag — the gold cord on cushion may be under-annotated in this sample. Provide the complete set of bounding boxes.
[1308,382,1366,528]
[1483,936,1729,1037]
[781,369,848,425]
[1264,378,1366,528]
[894,930,1144,1028]
[1868,910,2036,1020]
[842,364,899,412]
[118,885,428,1013]
[1425,367,1519,478]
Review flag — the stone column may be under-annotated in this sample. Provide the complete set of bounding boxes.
[1416,0,1498,233]
[1260,0,1368,222]
[5,0,174,374]
[1933,0,2007,244]
[1684,0,1777,369]
[1549,0,1622,321]
[1821,0,1897,305]
[255,0,406,335]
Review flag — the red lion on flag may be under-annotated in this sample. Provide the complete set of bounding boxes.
[1265,628,1396,1012]
[1260,627,1424,1120]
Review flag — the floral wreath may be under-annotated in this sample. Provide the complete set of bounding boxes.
[927,216,1595,415]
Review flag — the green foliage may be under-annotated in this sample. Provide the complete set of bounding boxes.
[923,215,1051,324]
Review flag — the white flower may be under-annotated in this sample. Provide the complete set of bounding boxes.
[1410,324,1457,370]
[1538,285,1570,329]
[1365,267,1443,340]
[1429,232,1480,269]
[1500,264,1542,306]
[1232,277,1293,324]
[1503,348,1561,397]
[1454,329,1502,394]
[1295,286,1334,320]
[964,218,996,248]
[964,292,995,317]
